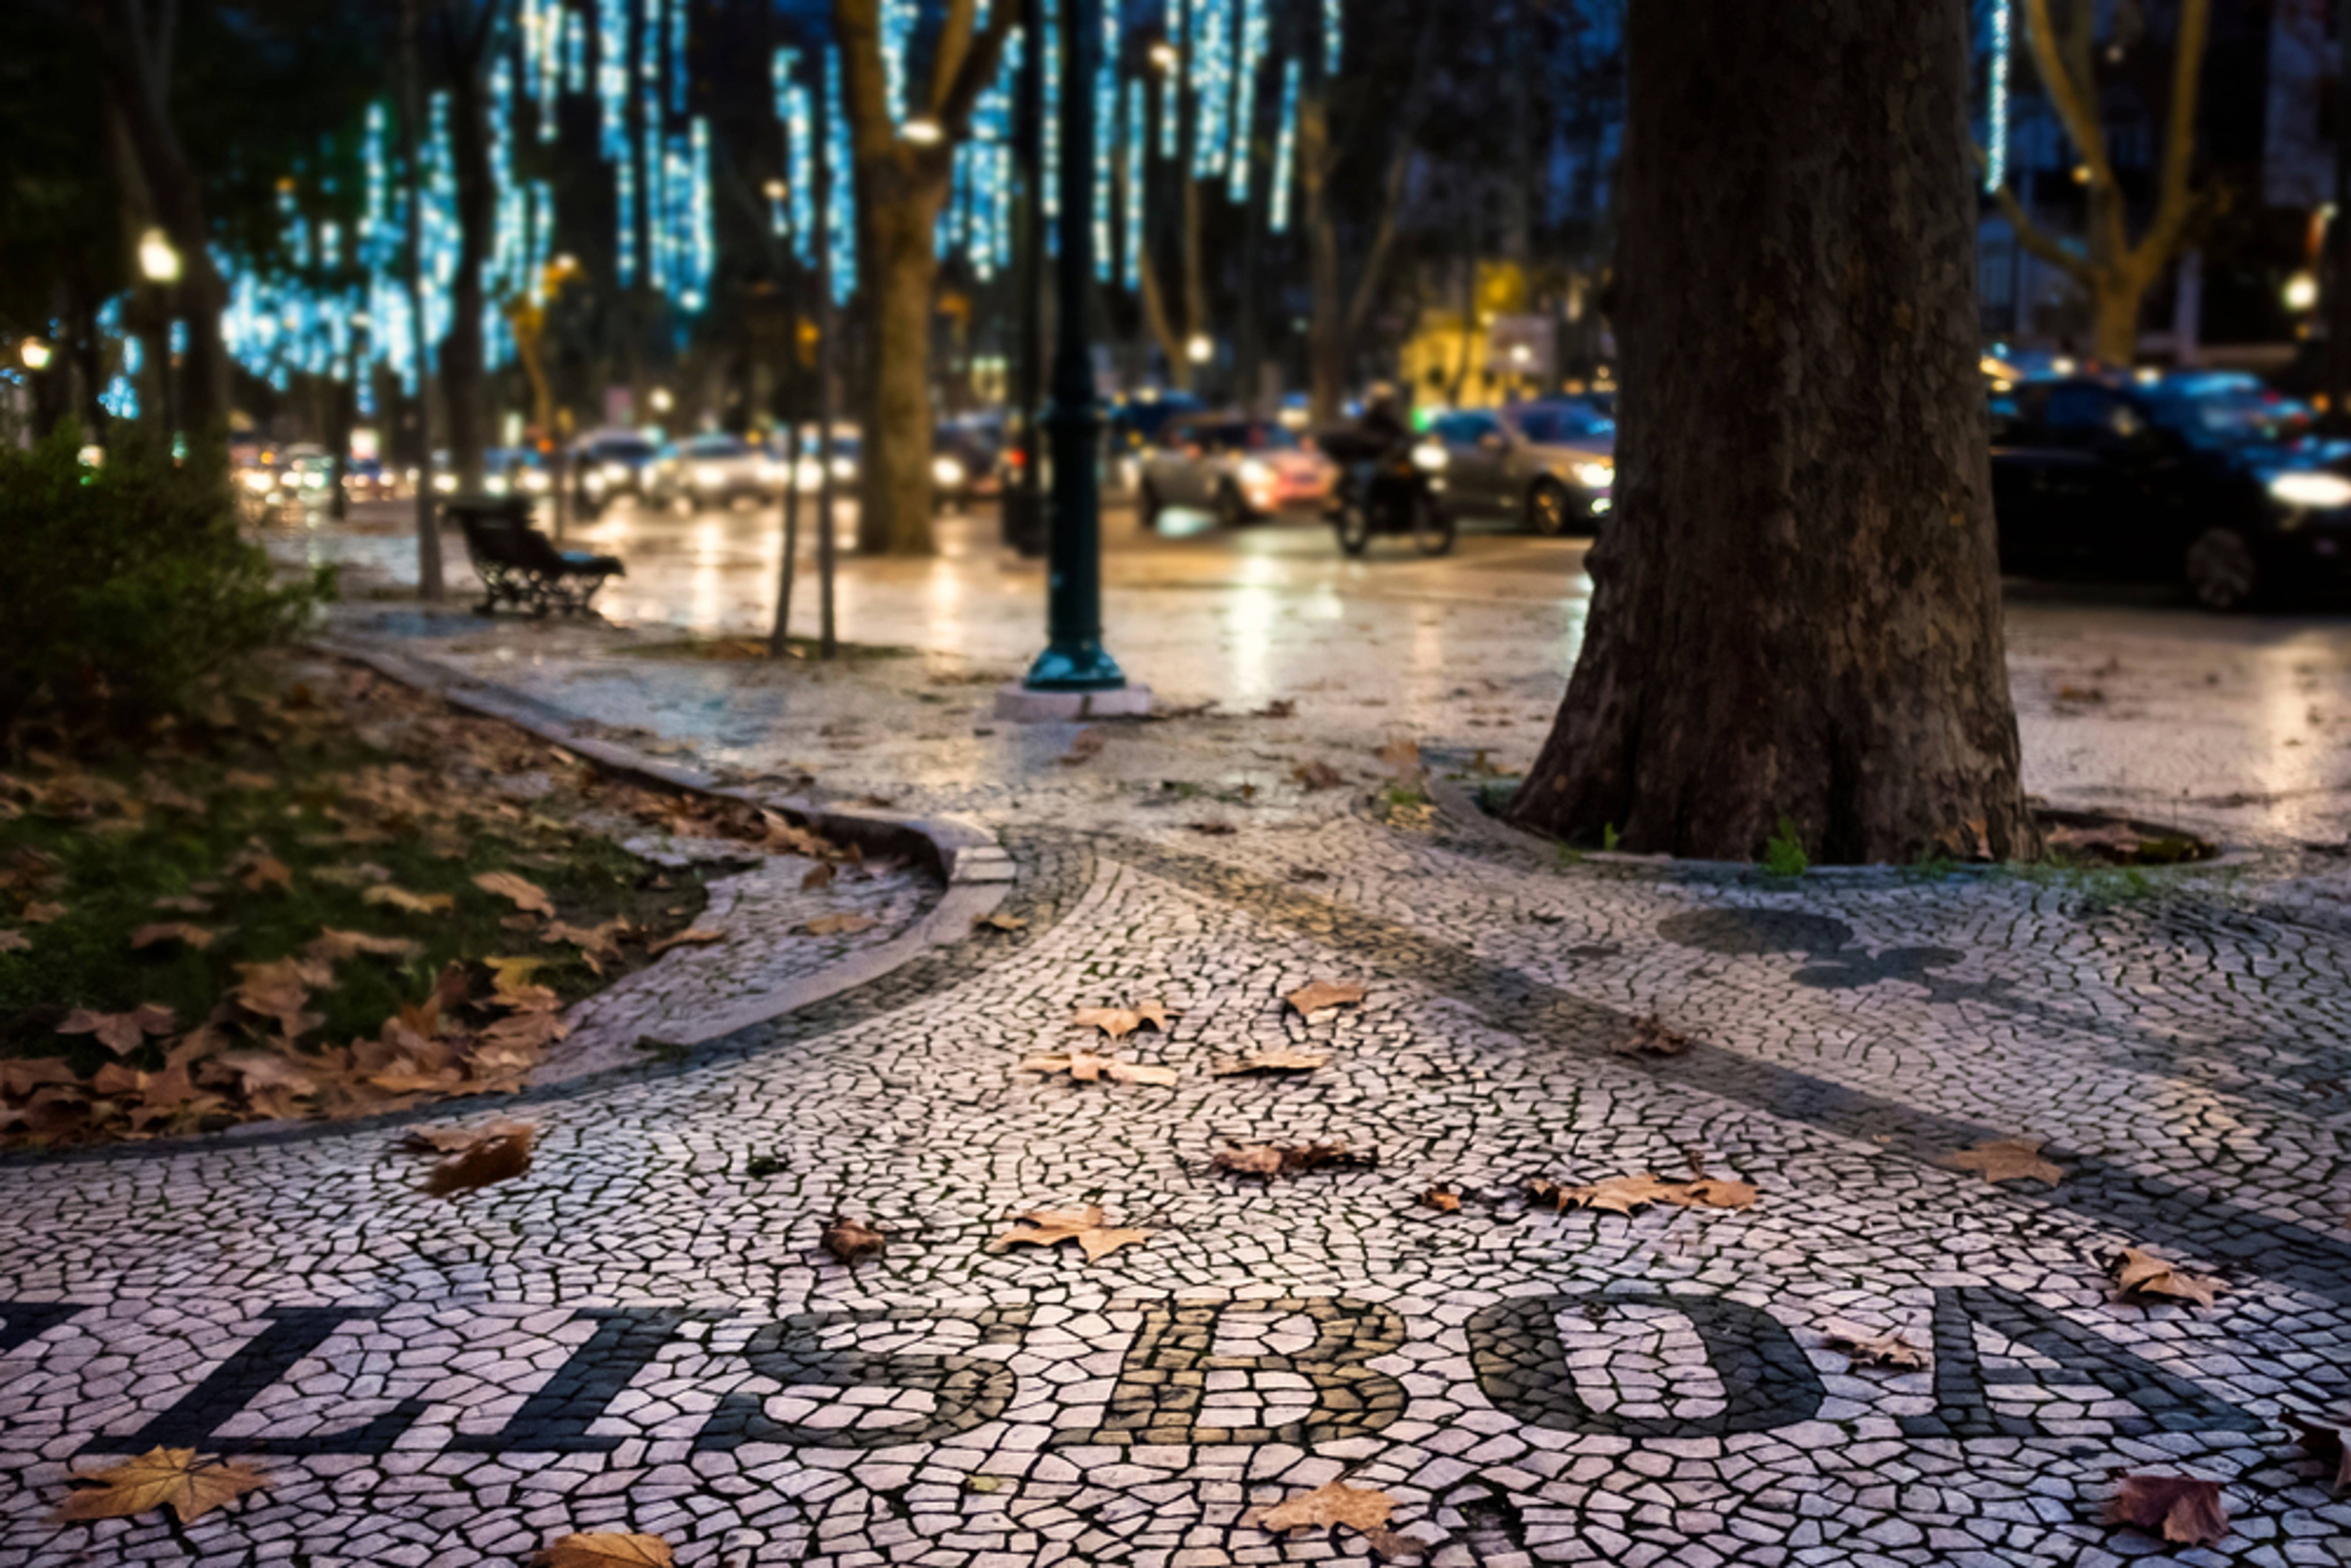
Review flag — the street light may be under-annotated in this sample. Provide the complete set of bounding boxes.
[137,226,182,284]
[18,338,52,372]
[1148,40,1179,70]
[1004,0,1143,716]
[1186,333,1214,365]
[2285,272,2320,312]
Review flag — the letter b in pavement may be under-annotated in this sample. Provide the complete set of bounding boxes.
[1056,1296,1409,1446]
[1468,1292,1825,1437]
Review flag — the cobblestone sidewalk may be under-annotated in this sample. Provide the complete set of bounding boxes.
[4,606,2350,1567]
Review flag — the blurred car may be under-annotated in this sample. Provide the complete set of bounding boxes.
[484,447,555,499]
[651,433,767,510]
[772,426,861,494]
[1422,402,1615,535]
[932,417,1005,511]
[573,431,661,513]
[1990,372,2347,610]
[1137,416,1335,527]
[1107,391,1209,492]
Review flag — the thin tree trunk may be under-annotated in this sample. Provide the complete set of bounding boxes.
[856,180,944,554]
[1301,92,1344,423]
[401,0,444,600]
[1506,0,2037,866]
[444,46,495,493]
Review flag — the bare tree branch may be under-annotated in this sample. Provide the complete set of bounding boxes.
[2131,0,2210,273]
[2021,0,2116,192]
[936,0,1022,133]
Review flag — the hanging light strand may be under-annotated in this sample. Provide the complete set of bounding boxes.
[1269,56,1299,233]
[1226,0,1265,202]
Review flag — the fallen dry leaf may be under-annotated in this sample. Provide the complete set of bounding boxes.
[473,870,555,917]
[1246,1478,1398,1536]
[1663,1176,1758,1211]
[989,1204,1153,1263]
[0,1057,80,1097]
[974,911,1028,933]
[2289,1415,2351,1494]
[530,1533,676,1568]
[311,863,394,888]
[151,894,212,914]
[1420,1187,1462,1213]
[236,854,293,894]
[21,900,66,924]
[397,1118,534,1156]
[422,1123,536,1197]
[1527,1172,1686,1215]
[2110,1247,2225,1308]
[1824,1328,1929,1369]
[801,861,836,891]
[1614,1016,1692,1057]
[57,1004,178,1055]
[304,929,419,964]
[798,913,878,937]
[222,769,278,792]
[2102,1474,2229,1547]
[49,1446,272,1525]
[1214,1048,1331,1076]
[1941,1136,2064,1187]
[648,926,726,956]
[1284,979,1366,1018]
[1070,1002,1170,1040]
[821,1216,887,1268]
[1292,760,1346,791]
[0,929,30,953]
[363,885,456,915]
[1019,1051,1178,1087]
[1059,726,1110,765]
[1214,1140,1367,1177]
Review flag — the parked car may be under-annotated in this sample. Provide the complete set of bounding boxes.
[1138,416,1336,527]
[574,431,661,514]
[485,446,555,499]
[767,426,861,494]
[1990,372,2347,610]
[932,417,1006,511]
[1422,401,1615,536]
[650,433,768,510]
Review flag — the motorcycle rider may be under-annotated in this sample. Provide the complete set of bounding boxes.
[1356,381,1411,449]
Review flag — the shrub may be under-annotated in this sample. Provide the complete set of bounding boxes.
[0,424,324,737]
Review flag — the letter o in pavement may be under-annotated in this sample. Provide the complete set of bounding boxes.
[1466,1292,1824,1438]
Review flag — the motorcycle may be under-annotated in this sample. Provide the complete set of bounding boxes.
[1322,431,1455,558]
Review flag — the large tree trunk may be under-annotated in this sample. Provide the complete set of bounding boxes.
[854,163,945,556]
[1506,0,2037,866]
[443,55,495,493]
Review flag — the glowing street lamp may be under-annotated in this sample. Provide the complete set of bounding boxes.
[2285,272,2319,313]
[1186,333,1214,365]
[18,338,52,372]
[138,226,183,284]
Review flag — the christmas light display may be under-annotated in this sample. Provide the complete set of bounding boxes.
[1227,0,1265,203]
[1161,0,1184,157]
[564,8,586,97]
[1269,56,1299,232]
[1983,0,2010,192]
[1093,1,1117,282]
[597,0,629,160]
[1191,0,1231,178]
[1322,0,1340,77]
[1122,77,1144,290]
[1043,0,1061,225]
[825,44,856,304]
[883,0,918,127]
[669,0,688,114]
[774,47,815,264]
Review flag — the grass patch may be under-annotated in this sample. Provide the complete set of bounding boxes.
[1760,817,1809,878]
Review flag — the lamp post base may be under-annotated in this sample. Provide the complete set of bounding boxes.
[992,681,1153,723]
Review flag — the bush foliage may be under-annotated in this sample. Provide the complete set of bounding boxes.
[0,425,323,734]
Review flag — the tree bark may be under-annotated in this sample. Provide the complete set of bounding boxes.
[1301,92,1345,423]
[442,24,496,493]
[1506,0,2037,866]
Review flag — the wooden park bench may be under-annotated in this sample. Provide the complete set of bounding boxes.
[448,495,624,617]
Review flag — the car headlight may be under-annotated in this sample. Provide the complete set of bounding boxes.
[932,455,967,488]
[603,462,631,483]
[2269,471,2351,510]
[242,470,274,493]
[585,470,607,492]
[433,473,456,493]
[832,457,855,479]
[523,470,551,493]
[1572,460,1615,489]
[485,476,509,495]
[1238,458,1273,487]
[1411,443,1448,472]
[693,464,728,490]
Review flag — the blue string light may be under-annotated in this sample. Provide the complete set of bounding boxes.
[1191,0,1231,179]
[1984,0,2010,192]
[669,0,688,114]
[1161,0,1184,158]
[1227,0,1265,203]
[1122,77,1144,290]
[1322,0,1340,77]
[1093,0,1117,282]
[1268,57,1299,232]
[825,44,856,305]
[597,0,629,160]
[883,0,917,127]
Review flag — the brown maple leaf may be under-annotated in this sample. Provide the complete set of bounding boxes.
[1214,1048,1331,1076]
[1526,1172,1685,1215]
[648,926,726,956]
[1420,1187,1462,1213]
[304,929,420,964]
[423,1123,536,1197]
[22,900,66,924]
[57,1004,178,1056]
[474,870,555,917]
[223,769,278,792]
[974,911,1028,933]
[0,1057,81,1098]
[801,861,837,891]
[1292,760,1346,791]
[49,1446,272,1525]
[530,1533,676,1568]
[2110,1247,2224,1308]
[397,1117,534,1156]
[798,912,878,937]
[0,929,30,953]
[363,885,456,915]
[988,1204,1153,1263]
[1246,1478,1399,1536]
[311,862,395,888]
[1941,1136,2064,1186]
[1662,1176,1758,1210]
[231,847,294,894]
[1019,1051,1178,1087]
[2289,1415,2351,1494]
[1214,1140,1367,1177]
[1070,1002,1171,1040]
[129,922,222,951]
[1284,979,1366,1018]
[2102,1474,2229,1546]
[1824,1328,1929,1369]
[821,1216,887,1268]
[1613,1016,1693,1057]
